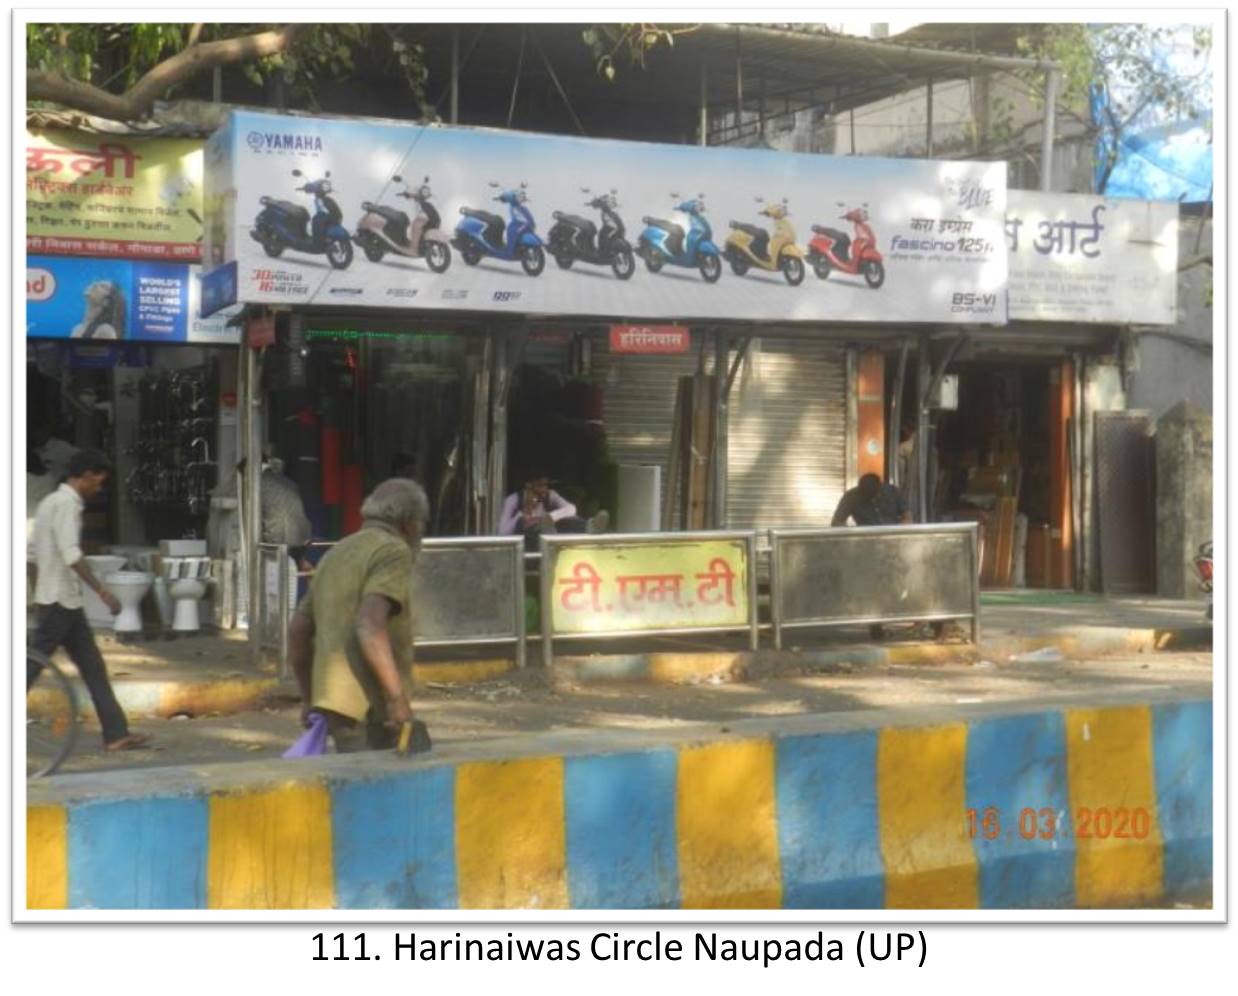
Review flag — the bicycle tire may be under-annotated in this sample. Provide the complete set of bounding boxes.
[26,650,81,778]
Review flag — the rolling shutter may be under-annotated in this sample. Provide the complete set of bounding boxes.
[726,337,848,530]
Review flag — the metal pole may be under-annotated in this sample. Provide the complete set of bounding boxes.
[926,77,934,157]
[699,61,708,146]
[849,106,856,154]
[735,34,743,137]
[539,535,554,668]
[888,339,910,485]
[242,338,262,662]
[487,331,510,533]
[916,337,931,523]
[712,331,728,528]
[759,76,767,144]
[1040,68,1060,192]
[450,27,459,124]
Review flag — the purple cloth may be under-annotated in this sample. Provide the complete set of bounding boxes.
[283,711,329,758]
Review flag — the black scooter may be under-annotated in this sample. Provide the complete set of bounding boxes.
[547,188,635,280]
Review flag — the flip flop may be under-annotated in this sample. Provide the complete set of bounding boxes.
[104,733,152,751]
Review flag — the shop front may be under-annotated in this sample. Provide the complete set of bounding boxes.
[202,111,1009,628]
[869,192,1180,592]
[25,126,243,631]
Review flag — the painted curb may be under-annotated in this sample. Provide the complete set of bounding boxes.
[26,697,1211,911]
[27,677,280,722]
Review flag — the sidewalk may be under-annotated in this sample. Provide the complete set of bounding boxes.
[29,593,1211,723]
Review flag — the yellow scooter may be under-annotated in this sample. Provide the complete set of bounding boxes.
[723,198,806,285]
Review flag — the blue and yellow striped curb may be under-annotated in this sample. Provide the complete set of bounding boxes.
[27,699,1211,910]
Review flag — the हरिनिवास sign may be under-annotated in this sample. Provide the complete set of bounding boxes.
[549,539,750,635]
[609,324,690,353]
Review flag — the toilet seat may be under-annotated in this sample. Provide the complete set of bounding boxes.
[165,558,212,633]
[105,569,153,634]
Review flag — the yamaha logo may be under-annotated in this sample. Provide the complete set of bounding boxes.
[247,131,324,155]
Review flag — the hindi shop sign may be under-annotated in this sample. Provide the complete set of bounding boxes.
[27,129,204,262]
[548,537,752,637]
[609,324,691,354]
[1006,192,1178,325]
[203,109,1007,323]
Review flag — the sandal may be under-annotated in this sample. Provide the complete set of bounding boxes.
[104,733,152,751]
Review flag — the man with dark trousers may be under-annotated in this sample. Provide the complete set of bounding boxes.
[28,449,150,751]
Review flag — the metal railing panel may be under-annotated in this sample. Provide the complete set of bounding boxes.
[768,523,981,649]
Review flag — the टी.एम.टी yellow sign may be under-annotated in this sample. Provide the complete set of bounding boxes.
[549,539,750,635]
[26,129,204,262]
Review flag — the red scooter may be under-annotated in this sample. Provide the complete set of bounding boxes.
[807,202,885,289]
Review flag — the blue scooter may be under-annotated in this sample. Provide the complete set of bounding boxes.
[250,169,353,269]
[637,193,722,283]
[451,182,546,276]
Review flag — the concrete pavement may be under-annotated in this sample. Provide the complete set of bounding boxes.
[28,594,1211,724]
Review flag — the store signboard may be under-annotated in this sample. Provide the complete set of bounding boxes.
[203,110,1008,323]
[26,255,240,344]
[1006,191,1178,325]
[549,539,750,635]
[609,324,690,353]
[27,129,205,261]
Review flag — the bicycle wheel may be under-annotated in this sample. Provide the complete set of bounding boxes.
[27,650,81,778]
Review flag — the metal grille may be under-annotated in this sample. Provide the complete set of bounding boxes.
[727,338,848,530]
[1095,411,1156,594]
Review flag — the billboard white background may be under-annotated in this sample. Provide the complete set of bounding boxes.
[1006,191,1179,324]
[206,111,1007,324]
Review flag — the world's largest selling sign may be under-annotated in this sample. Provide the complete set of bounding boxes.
[202,110,1008,324]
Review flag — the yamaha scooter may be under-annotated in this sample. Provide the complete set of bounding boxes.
[638,194,722,283]
[251,169,353,269]
[547,188,635,280]
[807,203,884,289]
[354,175,451,272]
[723,197,805,285]
[451,182,546,276]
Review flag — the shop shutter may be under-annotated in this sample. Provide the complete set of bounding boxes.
[591,339,702,525]
[727,338,848,531]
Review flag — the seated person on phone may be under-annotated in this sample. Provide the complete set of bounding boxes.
[498,470,608,552]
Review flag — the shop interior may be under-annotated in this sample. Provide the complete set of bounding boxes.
[27,341,233,635]
[28,342,230,549]
[506,334,616,529]
[908,357,1072,589]
[265,325,637,543]
[263,322,492,540]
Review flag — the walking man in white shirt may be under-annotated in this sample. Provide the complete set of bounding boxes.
[29,450,150,752]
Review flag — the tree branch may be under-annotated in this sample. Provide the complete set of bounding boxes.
[27,23,311,121]
[187,23,204,48]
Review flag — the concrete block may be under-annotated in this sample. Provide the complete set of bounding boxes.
[26,695,1213,912]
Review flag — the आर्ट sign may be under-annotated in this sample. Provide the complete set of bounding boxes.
[548,538,750,636]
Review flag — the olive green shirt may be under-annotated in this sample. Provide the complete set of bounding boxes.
[303,522,415,723]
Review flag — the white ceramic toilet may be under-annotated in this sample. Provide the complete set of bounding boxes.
[134,550,174,628]
[164,556,212,633]
[82,555,127,627]
[107,570,154,634]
